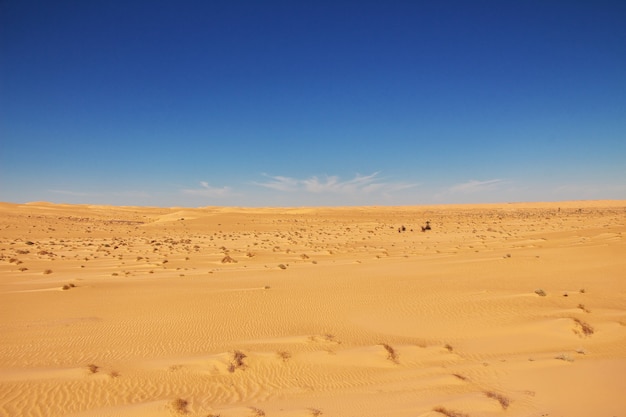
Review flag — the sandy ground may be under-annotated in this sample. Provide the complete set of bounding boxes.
[1,200,625,417]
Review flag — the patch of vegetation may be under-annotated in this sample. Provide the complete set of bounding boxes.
[380,343,399,364]
[534,288,547,297]
[555,353,574,362]
[249,407,265,416]
[432,406,469,417]
[171,398,189,414]
[221,255,237,263]
[484,391,510,409]
[573,318,594,336]
[228,350,247,372]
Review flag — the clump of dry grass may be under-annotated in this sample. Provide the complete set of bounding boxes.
[221,255,237,263]
[444,343,454,352]
[484,391,510,409]
[277,351,291,362]
[249,407,265,416]
[577,303,591,313]
[432,406,469,417]
[87,364,99,374]
[43,269,53,275]
[228,350,247,372]
[555,353,574,362]
[171,398,189,414]
[573,318,594,336]
[534,288,546,297]
[380,343,399,364]
[308,408,322,416]
[62,283,76,290]
[278,263,287,269]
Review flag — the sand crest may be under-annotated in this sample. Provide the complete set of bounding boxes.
[1,201,625,416]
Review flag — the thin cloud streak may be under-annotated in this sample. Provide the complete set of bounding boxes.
[48,189,93,197]
[181,182,235,198]
[448,179,506,194]
[255,172,418,196]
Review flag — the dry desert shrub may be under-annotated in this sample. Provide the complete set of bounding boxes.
[432,406,469,417]
[573,318,594,336]
[484,391,510,409]
[555,353,574,362]
[277,351,291,362]
[278,263,287,269]
[171,397,189,414]
[577,303,591,313]
[221,255,237,263]
[87,364,99,374]
[534,288,547,297]
[444,343,454,352]
[380,343,399,364]
[43,269,53,274]
[228,350,247,372]
[62,283,76,290]
[249,407,265,416]
[308,408,322,416]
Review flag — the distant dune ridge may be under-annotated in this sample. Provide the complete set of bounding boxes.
[1,200,625,417]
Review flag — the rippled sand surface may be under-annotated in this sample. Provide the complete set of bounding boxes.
[1,201,625,417]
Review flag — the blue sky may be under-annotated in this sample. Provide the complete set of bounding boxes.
[1,1,625,207]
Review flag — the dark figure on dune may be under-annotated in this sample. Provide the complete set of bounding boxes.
[421,221,431,232]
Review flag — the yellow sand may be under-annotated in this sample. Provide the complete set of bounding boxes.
[1,201,625,417]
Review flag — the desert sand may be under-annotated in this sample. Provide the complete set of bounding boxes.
[1,200,625,417]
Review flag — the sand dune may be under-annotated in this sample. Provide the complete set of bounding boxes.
[1,201,625,417]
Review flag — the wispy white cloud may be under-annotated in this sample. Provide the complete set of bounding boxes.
[181,181,234,198]
[552,182,626,200]
[48,189,93,197]
[431,179,509,203]
[254,175,300,192]
[447,179,506,194]
[255,172,418,196]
